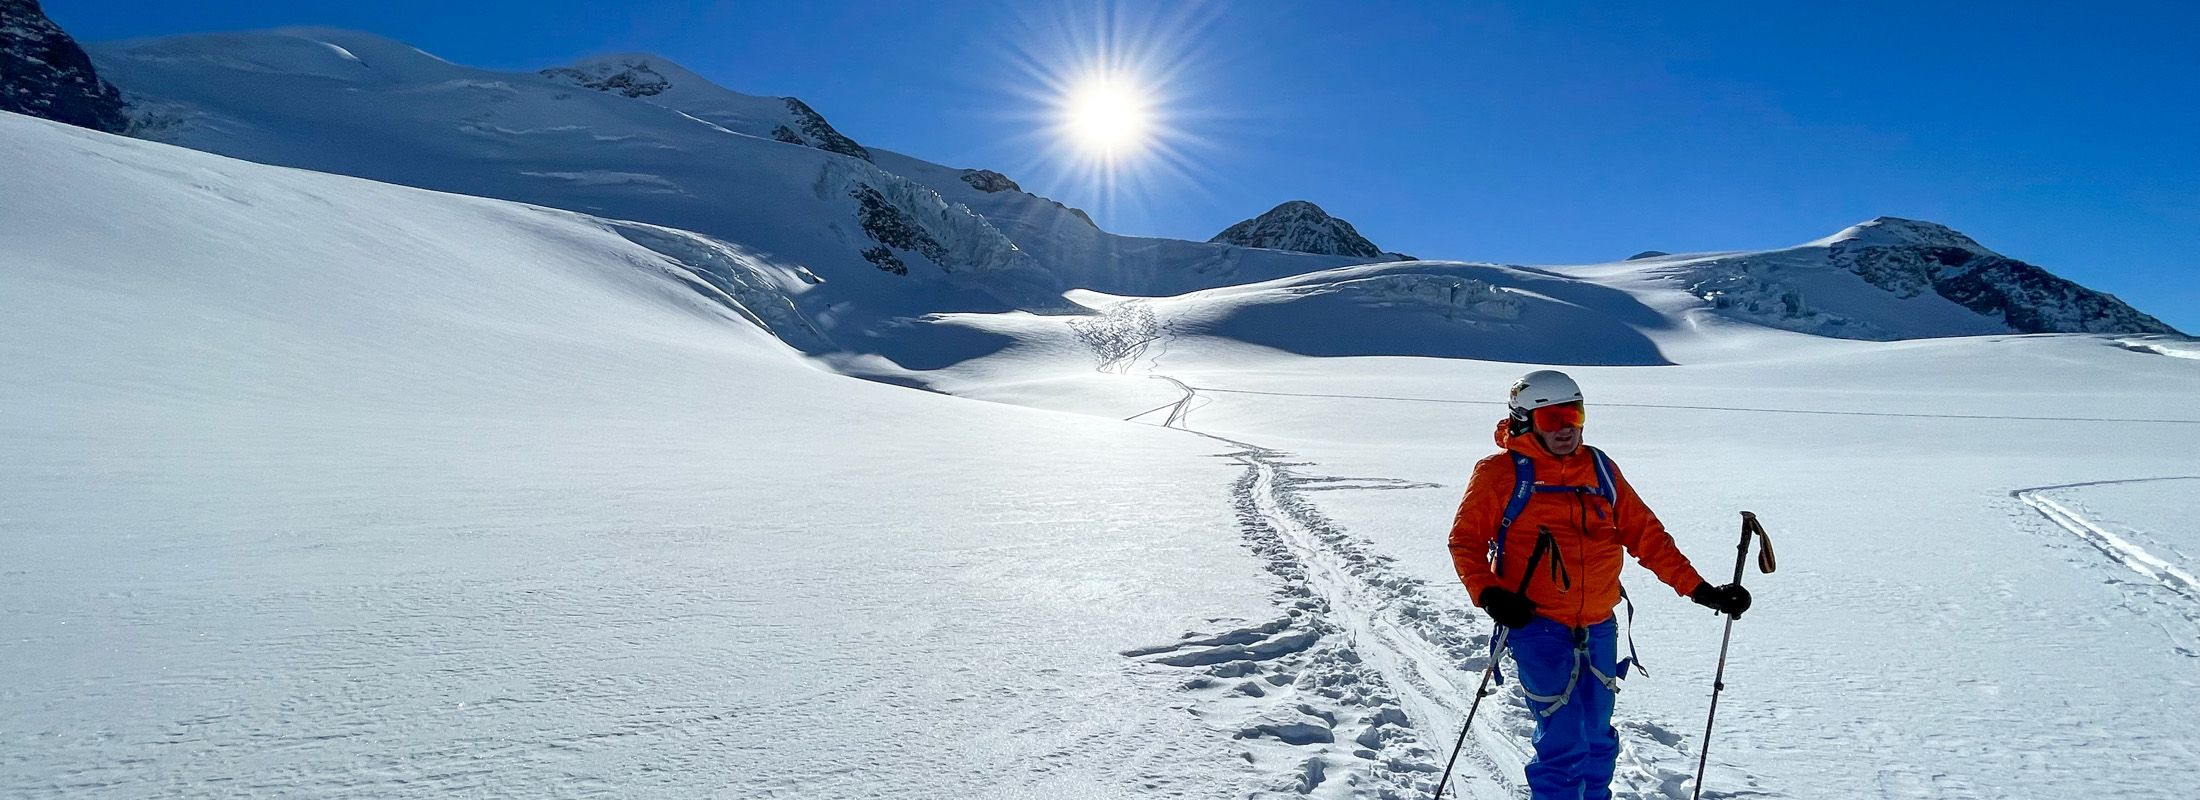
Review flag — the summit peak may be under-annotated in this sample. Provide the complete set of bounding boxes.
[1210,200,1385,259]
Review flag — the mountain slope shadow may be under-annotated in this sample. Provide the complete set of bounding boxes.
[1178,262,1674,366]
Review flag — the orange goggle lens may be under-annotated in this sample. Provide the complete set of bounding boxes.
[1530,402,1586,430]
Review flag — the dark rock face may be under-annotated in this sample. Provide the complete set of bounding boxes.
[1627,250,1670,260]
[851,184,946,274]
[860,245,906,276]
[1,0,128,132]
[539,62,669,97]
[959,168,1020,193]
[1828,224,2181,335]
[769,125,804,145]
[785,97,870,162]
[1210,200,1384,259]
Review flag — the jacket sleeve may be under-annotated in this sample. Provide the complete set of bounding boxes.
[1606,458,1708,596]
[1447,456,1507,603]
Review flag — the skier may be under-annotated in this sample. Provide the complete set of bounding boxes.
[1448,369,1752,800]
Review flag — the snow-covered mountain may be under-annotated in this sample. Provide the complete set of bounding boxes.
[88,27,1075,371]
[1593,217,2181,340]
[1813,217,2177,335]
[0,0,126,132]
[82,27,2178,352]
[1210,199,1394,259]
[540,54,873,162]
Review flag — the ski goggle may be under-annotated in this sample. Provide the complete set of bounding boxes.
[1529,402,1586,430]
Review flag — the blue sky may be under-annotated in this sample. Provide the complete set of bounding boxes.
[52,0,2199,330]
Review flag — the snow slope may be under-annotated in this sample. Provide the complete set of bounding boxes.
[88,28,1064,364]
[0,112,1293,798]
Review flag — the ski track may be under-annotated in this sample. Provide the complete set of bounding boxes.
[2013,477,2200,657]
[1093,302,1767,799]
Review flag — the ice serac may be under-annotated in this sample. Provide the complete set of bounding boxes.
[1210,200,1387,260]
[0,0,127,132]
[1670,217,2182,339]
[814,156,1038,280]
[542,54,872,161]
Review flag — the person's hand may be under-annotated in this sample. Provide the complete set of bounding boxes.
[1477,587,1537,629]
[1691,581,1753,618]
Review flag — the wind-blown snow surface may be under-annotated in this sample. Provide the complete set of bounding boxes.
[0,114,1289,797]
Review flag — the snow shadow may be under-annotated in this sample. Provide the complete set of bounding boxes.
[1185,263,1674,366]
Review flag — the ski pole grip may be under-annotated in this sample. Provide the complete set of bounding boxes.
[1742,511,1776,575]
[1730,512,1757,585]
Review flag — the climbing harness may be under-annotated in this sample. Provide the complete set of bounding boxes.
[1520,625,1626,718]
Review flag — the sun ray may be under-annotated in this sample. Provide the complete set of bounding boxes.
[979,0,1238,230]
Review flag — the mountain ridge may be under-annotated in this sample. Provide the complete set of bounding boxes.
[68,25,2186,358]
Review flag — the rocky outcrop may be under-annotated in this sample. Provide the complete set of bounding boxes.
[1627,250,1670,260]
[1210,200,1385,259]
[539,61,669,97]
[784,97,870,162]
[959,169,1020,193]
[851,185,944,275]
[1,0,127,133]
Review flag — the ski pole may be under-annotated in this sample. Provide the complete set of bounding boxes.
[1434,526,1556,800]
[1690,511,1776,800]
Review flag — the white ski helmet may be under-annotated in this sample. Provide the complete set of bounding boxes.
[1508,369,1583,413]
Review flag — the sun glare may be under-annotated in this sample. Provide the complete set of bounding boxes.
[1064,78,1150,153]
[990,2,1232,229]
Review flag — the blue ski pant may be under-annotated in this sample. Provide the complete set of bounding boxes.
[1508,617,1620,800]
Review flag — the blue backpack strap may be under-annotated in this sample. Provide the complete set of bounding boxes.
[1486,452,1537,686]
[1588,446,1619,507]
[1588,447,1648,679]
[1615,585,1648,679]
[1491,452,1537,575]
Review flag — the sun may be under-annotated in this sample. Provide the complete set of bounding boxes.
[1063,77,1150,154]
[988,2,1232,228]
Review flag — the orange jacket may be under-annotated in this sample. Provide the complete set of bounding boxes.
[1448,421,1706,628]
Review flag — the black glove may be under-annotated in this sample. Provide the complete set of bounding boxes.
[1477,587,1538,629]
[1691,581,1753,618]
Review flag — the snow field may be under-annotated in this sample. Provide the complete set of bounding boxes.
[0,114,1291,798]
[931,301,2200,799]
